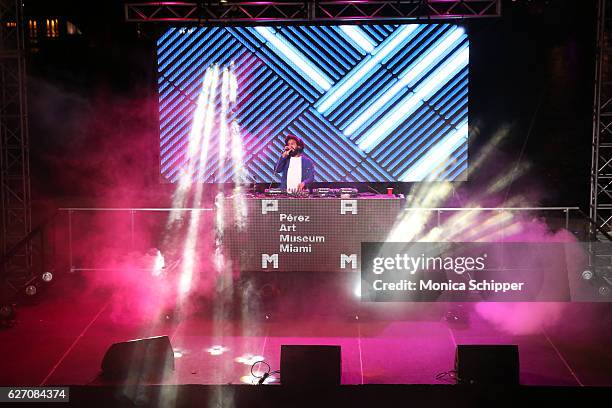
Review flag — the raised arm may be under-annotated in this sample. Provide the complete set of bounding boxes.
[274,154,289,174]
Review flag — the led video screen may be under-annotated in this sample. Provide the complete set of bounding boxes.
[157,24,468,183]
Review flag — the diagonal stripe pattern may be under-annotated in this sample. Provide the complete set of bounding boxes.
[158,24,469,183]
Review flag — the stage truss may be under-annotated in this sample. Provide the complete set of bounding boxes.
[0,0,32,294]
[124,1,502,23]
[591,0,612,235]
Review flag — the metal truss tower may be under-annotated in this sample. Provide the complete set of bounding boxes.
[125,1,501,23]
[591,0,612,234]
[0,0,32,275]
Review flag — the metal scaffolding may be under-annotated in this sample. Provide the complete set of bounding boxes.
[591,0,612,234]
[0,0,32,281]
[124,1,502,23]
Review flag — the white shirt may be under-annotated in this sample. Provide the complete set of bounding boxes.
[286,156,302,192]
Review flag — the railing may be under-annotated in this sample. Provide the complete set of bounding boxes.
[58,207,214,273]
[1,205,608,302]
[403,206,581,230]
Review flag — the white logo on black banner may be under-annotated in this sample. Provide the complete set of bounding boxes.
[341,200,357,215]
[261,254,279,269]
[341,254,357,269]
[262,200,278,215]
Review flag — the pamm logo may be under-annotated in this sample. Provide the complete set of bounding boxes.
[261,199,278,215]
[158,24,469,184]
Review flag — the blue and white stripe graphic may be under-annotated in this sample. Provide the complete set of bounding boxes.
[158,24,469,183]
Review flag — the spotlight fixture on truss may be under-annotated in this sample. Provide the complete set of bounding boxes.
[0,303,16,327]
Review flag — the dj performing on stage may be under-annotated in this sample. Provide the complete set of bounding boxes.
[6,6,612,399]
[221,134,403,273]
[154,24,472,280]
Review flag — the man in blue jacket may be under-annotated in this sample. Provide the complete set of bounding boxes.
[274,135,315,192]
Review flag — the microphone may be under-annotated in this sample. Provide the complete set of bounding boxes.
[257,372,270,385]
[282,145,294,158]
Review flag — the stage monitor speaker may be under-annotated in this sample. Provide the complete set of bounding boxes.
[280,345,341,386]
[101,335,174,380]
[455,344,519,385]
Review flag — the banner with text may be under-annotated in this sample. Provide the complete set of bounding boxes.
[361,242,608,302]
[224,197,401,272]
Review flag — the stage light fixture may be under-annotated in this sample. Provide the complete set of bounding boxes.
[240,373,276,385]
[0,304,15,319]
[0,304,16,327]
[206,345,228,356]
[236,354,265,366]
[582,270,593,280]
[599,286,610,297]
[25,285,37,296]
[42,271,53,282]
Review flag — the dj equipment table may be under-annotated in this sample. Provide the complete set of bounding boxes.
[224,195,402,272]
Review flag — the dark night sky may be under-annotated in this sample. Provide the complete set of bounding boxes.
[22,0,596,213]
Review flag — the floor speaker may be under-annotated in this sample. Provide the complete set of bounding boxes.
[101,335,174,380]
[455,344,519,385]
[280,345,341,386]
